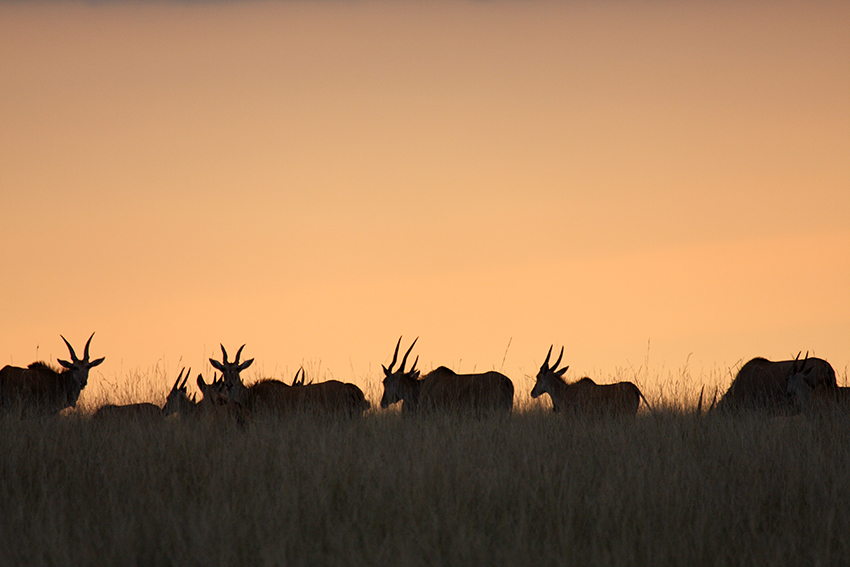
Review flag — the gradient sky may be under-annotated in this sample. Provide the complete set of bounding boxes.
[2,1,849,405]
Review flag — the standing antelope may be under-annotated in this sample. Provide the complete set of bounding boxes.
[715,352,836,413]
[380,337,514,414]
[92,367,192,421]
[210,344,298,413]
[210,345,367,417]
[0,333,104,416]
[210,344,256,401]
[530,346,649,416]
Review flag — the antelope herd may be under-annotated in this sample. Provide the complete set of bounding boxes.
[0,334,844,421]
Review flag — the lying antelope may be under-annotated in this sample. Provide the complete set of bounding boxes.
[0,333,104,416]
[786,353,850,413]
[530,346,649,416]
[93,367,194,421]
[715,351,836,413]
[380,337,514,414]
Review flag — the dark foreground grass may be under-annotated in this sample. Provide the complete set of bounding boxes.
[1,407,849,566]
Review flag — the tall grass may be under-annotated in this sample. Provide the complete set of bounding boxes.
[2,373,849,566]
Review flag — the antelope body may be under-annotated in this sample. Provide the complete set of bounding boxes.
[530,346,648,416]
[288,372,371,416]
[0,334,104,416]
[380,337,514,414]
[715,353,836,413]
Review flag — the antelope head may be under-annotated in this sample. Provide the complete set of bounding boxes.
[786,351,816,409]
[57,332,105,394]
[197,373,228,406]
[162,367,191,416]
[380,336,420,409]
[209,344,254,402]
[531,345,568,399]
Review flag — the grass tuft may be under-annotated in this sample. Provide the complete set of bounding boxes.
[3,369,850,566]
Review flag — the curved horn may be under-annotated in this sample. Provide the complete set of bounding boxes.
[173,368,185,392]
[792,351,802,373]
[61,335,80,363]
[553,346,564,371]
[220,344,229,364]
[83,332,95,361]
[400,337,418,373]
[542,345,553,371]
[387,337,402,373]
[235,344,246,364]
[181,368,190,390]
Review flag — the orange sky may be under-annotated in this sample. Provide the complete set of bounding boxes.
[2,1,849,405]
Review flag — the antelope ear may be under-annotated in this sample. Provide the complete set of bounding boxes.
[89,357,105,368]
[57,358,72,369]
[209,359,225,371]
[238,358,254,371]
[197,375,207,389]
[412,370,421,380]
[382,365,390,376]
[555,366,569,377]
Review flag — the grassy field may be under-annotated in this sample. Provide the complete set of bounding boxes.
[2,374,850,566]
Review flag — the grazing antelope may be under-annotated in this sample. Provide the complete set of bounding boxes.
[380,337,514,414]
[715,352,836,413]
[786,354,850,412]
[530,346,649,416]
[92,367,193,421]
[0,333,104,416]
[289,367,371,417]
